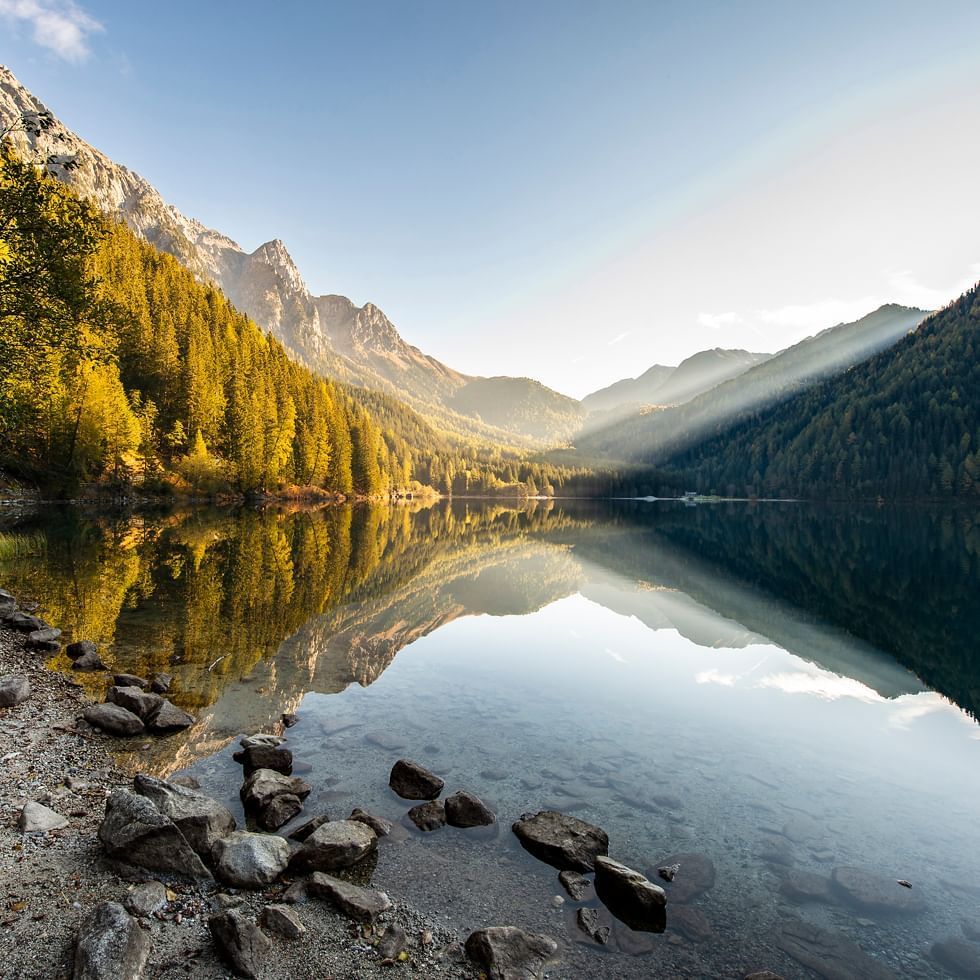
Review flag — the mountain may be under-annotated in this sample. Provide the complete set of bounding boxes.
[578,303,926,462]
[0,65,577,447]
[656,286,977,498]
[582,364,674,414]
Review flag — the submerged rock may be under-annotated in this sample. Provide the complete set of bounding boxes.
[308,872,392,922]
[932,937,980,977]
[290,819,378,872]
[779,869,834,904]
[133,774,235,856]
[652,852,716,903]
[83,703,144,737]
[389,759,444,800]
[558,870,593,901]
[19,801,68,833]
[73,901,151,980]
[464,926,558,980]
[593,856,667,933]
[408,799,446,832]
[98,789,211,879]
[445,790,495,828]
[776,918,895,980]
[830,866,925,914]
[212,832,290,888]
[671,905,713,942]
[209,909,271,980]
[512,810,609,871]
[576,907,610,945]
[349,808,393,837]
[0,673,31,707]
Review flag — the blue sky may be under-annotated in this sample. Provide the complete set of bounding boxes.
[3,0,980,396]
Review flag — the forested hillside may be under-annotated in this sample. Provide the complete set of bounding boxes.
[657,286,980,498]
[0,148,599,498]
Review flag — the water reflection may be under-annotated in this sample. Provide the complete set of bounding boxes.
[3,500,980,978]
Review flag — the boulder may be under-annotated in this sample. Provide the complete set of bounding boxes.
[27,626,61,649]
[235,742,293,776]
[652,852,716,903]
[19,801,68,833]
[73,901,151,980]
[932,937,980,977]
[73,648,107,671]
[106,687,163,721]
[257,793,303,831]
[8,611,45,632]
[149,673,172,694]
[349,808,393,837]
[288,814,330,842]
[576,907,610,944]
[124,881,167,918]
[512,810,608,871]
[558,870,593,901]
[66,640,98,661]
[241,768,311,811]
[260,904,305,939]
[408,799,446,832]
[445,790,495,828]
[593,856,666,932]
[209,909,271,980]
[290,819,378,873]
[307,872,392,922]
[112,674,148,689]
[83,703,144,737]
[98,789,210,879]
[146,699,194,733]
[464,926,558,980]
[830,866,925,914]
[133,774,235,856]
[212,832,290,889]
[0,673,31,707]
[389,758,444,800]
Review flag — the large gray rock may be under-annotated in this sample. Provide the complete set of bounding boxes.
[593,856,666,932]
[830,867,925,914]
[307,872,392,922]
[464,926,558,980]
[98,789,211,879]
[288,814,330,842]
[19,801,68,833]
[241,768,311,810]
[290,819,378,872]
[106,687,163,721]
[73,901,151,980]
[133,774,235,856]
[146,699,194,733]
[389,758,444,800]
[512,810,608,871]
[7,611,45,632]
[209,909,271,980]
[212,831,290,888]
[83,703,144,737]
[235,743,292,776]
[445,790,495,828]
[0,673,31,707]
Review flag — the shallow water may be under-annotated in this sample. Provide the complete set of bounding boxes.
[4,499,980,978]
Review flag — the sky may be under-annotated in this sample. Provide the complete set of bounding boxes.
[2,0,980,398]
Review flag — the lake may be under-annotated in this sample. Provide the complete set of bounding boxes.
[3,498,980,979]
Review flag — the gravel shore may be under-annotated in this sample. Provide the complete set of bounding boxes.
[0,622,480,980]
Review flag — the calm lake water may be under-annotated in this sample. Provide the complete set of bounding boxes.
[3,499,980,979]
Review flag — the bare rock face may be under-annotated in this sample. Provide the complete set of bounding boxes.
[73,901,151,980]
[133,774,235,856]
[83,703,144,737]
[290,819,378,873]
[593,856,667,933]
[464,926,558,980]
[830,867,925,914]
[389,759,444,800]
[307,872,392,922]
[0,673,31,707]
[445,790,496,828]
[98,789,211,879]
[512,811,608,871]
[212,832,290,889]
[208,909,271,980]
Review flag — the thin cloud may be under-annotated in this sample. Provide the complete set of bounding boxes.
[698,311,742,330]
[757,296,879,331]
[607,330,633,347]
[886,264,980,310]
[0,0,103,62]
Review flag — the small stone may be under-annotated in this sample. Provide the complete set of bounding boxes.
[512,810,609,871]
[73,901,151,980]
[349,808,393,837]
[576,907,610,944]
[149,673,172,694]
[558,870,593,901]
[307,872,392,922]
[125,881,167,917]
[653,852,716,903]
[408,799,446,832]
[282,712,299,727]
[260,904,305,939]
[593,856,667,933]
[146,699,194,733]
[657,863,680,882]
[212,832,290,888]
[445,790,495,828]
[779,869,834,904]
[378,924,408,958]
[83,703,144,737]
[240,733,285,751]
[0,674,31,707]
[389,759,444,800]
[672,905,712,942]
[464,926,558,980]
[19,801,68,833]
[209,909,271,980]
